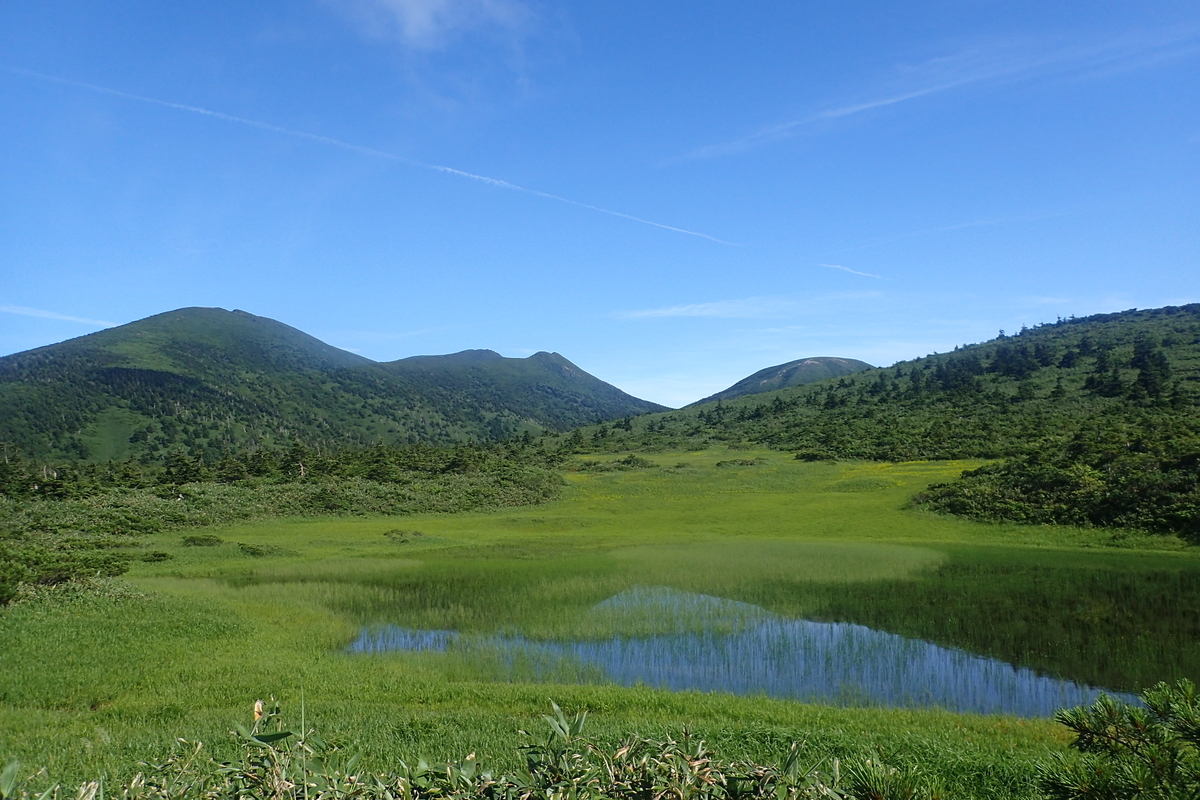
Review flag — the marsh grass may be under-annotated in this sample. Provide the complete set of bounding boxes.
[223,539,942,642]
[2,451,1196,798]
[793,546,1200,692]
[125,453,1200,681]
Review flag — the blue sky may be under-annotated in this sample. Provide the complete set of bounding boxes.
[2,1,1198,407]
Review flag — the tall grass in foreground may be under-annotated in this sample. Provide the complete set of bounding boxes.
[0,700,956,800]
[8,684,1194,800]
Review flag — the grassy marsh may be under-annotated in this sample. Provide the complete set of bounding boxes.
[2,450,1197,798]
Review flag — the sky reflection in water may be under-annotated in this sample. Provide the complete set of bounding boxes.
[349,587,1136,717]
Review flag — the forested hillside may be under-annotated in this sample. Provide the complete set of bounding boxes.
[554,305,1200,539]
[0,308,664,461]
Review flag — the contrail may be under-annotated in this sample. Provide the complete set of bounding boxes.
[7,67,736,246]
[685,24,1200,161]
[0,305,116,326]
[819,263,882,279]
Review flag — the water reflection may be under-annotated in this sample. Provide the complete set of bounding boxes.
[349,587,1137,717]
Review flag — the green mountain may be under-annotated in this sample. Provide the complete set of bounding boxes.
[695,356,874,404]
[379,349,662,435]
[556,304,1200,539]
[0,307,665,461]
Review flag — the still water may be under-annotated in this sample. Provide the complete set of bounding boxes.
[349,586,1137,717]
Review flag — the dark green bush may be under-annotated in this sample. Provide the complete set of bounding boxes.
[237,543,280,557]
[1038,680,1200,799]
[0,541,128,606]
[384,529,424,543]
[616,454,657,469]
[182,534,224,547]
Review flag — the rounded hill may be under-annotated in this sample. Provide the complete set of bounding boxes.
[696,356,875,404]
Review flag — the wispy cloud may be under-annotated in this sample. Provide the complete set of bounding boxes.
[818,212,1064,258]
[614,292,881,321]
[688,85,958,159]
[1,305,116,326]
[7,67,734,246]
[332,0,532,50]
[686,24,1200,159]
[615,296,798,320]
[326,325,462,342]
[1019,295,1072,306]
[820,263,881,279]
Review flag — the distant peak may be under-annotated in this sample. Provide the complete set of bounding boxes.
[447,349,503,360]
[694,355,875,405]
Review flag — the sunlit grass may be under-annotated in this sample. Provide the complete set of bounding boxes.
[2,449,1196,798]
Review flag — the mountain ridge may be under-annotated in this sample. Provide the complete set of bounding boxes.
[0,307,666,461]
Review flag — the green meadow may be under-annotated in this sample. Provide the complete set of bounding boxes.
[2,450,1198,798]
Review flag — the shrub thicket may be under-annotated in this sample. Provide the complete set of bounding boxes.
[0,442,563,604]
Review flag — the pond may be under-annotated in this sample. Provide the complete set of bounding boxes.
[349,586,1137,717]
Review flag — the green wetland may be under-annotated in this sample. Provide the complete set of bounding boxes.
[2,450,1198,798]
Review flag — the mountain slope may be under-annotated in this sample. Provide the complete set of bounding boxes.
[695,356,874,404]
[0,308,665,461]
[564,305,1200,458]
